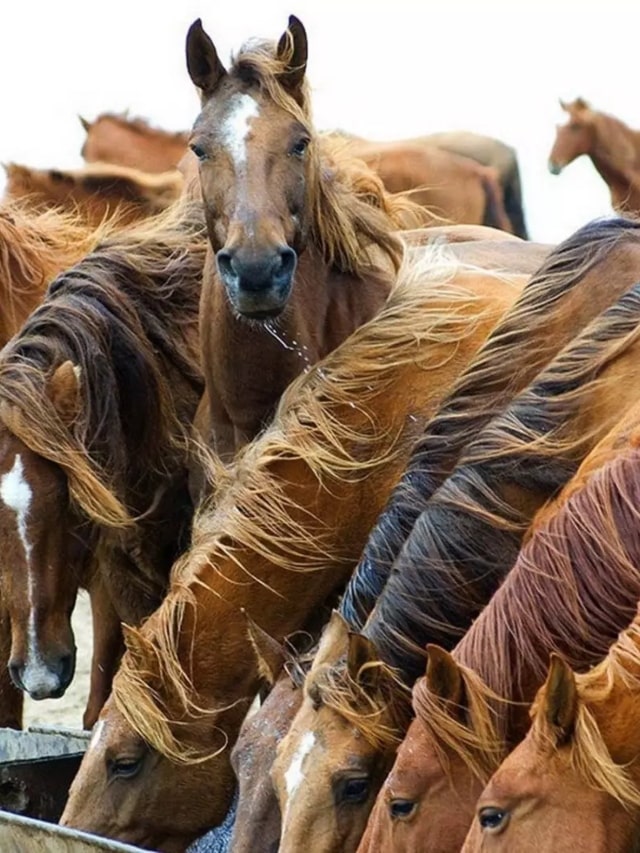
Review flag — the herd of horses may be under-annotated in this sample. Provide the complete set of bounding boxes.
[1,12,640,853]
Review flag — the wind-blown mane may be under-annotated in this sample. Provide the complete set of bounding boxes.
[341,217,640,628]
[0,200,116,347]
[0,198,206,538]
[110,249,515,761]
[226,38,418,276]
[414,434,640,786]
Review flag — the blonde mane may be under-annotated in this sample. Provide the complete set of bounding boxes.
[112,247,512,760]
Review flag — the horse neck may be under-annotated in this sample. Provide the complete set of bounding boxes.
[587,115,640,191]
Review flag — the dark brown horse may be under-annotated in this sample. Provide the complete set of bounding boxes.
[185,16,421,459]
[0,199,206,730]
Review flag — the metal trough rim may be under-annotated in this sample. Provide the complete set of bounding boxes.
[0,811,150,851]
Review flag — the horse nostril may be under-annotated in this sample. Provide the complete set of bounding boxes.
[8,661,24,691]
[58,653,75,688]
[278,247,297,279]
[216,249,235,282]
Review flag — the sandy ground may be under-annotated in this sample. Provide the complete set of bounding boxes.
[23,593,93,731]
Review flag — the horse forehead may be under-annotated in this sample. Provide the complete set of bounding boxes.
[217,93,261,164]
[0,453,33,516]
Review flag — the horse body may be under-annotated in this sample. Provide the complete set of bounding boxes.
[549,98,640,215]
[80,113,190,173]
[0,200,206,729]
[4,162,183,228]
[365,393,640,853]
[274,279,640,853]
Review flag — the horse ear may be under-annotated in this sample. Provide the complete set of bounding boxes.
[79,115,92,133]
[425,645,464,708]
[311,610,350,670]
[47,361,81,425]
[186,18,227,99]
[542,653,578,742]
[574,97,589,111]
[347,632,380,690]
[276,15,308,94]
[243,608,286,687]
[559,98,569,112]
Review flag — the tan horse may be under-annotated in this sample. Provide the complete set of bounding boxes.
[60,238,526,851]
[4,161,183,228]
[549,98,640,215]
[80,113,190,173]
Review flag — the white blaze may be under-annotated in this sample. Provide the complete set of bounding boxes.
[0,454,57,695]
[281,730,317,834]
[221,93,260,169]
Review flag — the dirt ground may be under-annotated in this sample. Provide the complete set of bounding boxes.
[23,593,93,731]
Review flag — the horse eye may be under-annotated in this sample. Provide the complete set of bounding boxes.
[190,142,208,161]
[109,756,143,780]
[479,806,509,833]
[339,777,370,804]
[389,798,417,820]
[290,138,310,158]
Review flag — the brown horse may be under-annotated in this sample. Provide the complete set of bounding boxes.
[80,113,190,173]
[184,16,429,460]
[465,593,640,849]
[365,391,640,853]
[60,243,525,851]
[343,136,513,233]
[0,199,206,731]
[422,131,528,238]
[549,98,640,215]
[273,280,640,853]
[4,161,183,228]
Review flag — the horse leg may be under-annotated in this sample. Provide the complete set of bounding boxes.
[0,603,22,728]
[82,576,123,730]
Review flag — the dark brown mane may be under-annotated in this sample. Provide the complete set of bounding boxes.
[363,281,640,682]
[414,439,640,784]
[0,199,206,587]
[341,217,640,628]
[94,112,190,144]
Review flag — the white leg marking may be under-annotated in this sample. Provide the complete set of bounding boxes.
[1,454,58,695]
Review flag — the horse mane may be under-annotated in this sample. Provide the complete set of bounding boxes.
[341,217,640,629]
[226,38,420,277]
[110,247,509,760]
[0,200,116,346]
[0,197,206,531]
[91,111,190,144]
[364,281,640,682]
[533,617,640,810]
[423,440,640,784]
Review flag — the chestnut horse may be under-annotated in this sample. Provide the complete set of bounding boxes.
[185,16,426,460]
[4,162,183,228]
[365,395,640,853]
[343,136,514,233]
[466,567,640,849]
[0,199,206,731]
[80,113,190,173]
[271,280,640,853]
[60,245,526,850]
[549,98,640,215]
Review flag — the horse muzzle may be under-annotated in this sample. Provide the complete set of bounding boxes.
[9,648,76,700]
[548,160,563,175]
[216,246,297,319]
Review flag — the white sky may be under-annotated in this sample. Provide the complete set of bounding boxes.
[1,0,638,243]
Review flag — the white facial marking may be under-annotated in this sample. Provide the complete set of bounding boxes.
[88,719,107,752]
[221,94,260,169]
[1,454,57,695]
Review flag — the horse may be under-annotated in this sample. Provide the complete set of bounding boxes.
[0,200,122,351]
[464,571,640,850]
[60,238,526,851]
[342,136,514,233]
[0,198,206,731]
[549,98,640,215]
[421,130,528,238]
[183,16,437,460]
[271,281,640,853]
[3,161,183,228]
[364,394,640,853]
[80,113,191,173]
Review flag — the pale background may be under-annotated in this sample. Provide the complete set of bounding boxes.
[1,0,639,244]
